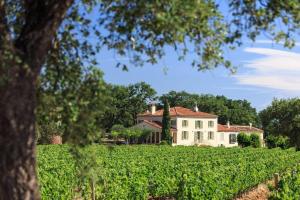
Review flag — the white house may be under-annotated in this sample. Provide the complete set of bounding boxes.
[135,105,263,147]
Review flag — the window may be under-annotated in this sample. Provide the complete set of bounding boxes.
[208,131,214,140]
[173,132,177,144]
[182,131,189,140]
[208,121,214,128]
[219,133,224,141]
[182,120,188,127]
[229,134,237,144]
[195,120,203,129]
[195,131,203,142]
[171,119,176,127]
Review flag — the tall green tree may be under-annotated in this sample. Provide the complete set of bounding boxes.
[103,82,156,130]
[259,98,300,149]
[161,100,172,144]
[1,0,300,198]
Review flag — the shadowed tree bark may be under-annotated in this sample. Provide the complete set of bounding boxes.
[0,1,73,199]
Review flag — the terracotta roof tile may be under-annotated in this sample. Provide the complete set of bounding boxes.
[138,106,217,118]
[142,120,177,131]
[218,124,263,132]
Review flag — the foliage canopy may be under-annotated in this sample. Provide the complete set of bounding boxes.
[259,98,300,149]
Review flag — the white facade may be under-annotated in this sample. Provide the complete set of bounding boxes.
[175,117,218,146]
[217,132,239,147]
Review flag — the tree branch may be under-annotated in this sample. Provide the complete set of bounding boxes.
[15,0,74,74]
[0,0,11,47]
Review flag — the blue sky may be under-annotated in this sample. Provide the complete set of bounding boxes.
[98,40,300,111]
[98,40,300,110]
[93,3,300,111]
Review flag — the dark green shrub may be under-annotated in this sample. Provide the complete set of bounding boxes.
[265,135,290,149]
[250,133,261,148]
[160,140,169,145]
[237,133,251,147]
[237,133,261,148]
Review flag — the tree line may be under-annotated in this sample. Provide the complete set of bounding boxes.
[37,66,300,149]
[36,66,261,144]
[260,98,300,150]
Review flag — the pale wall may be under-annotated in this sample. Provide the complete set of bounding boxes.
[175,117,219,146]
[218,131,264,147]
[217,132,239,147]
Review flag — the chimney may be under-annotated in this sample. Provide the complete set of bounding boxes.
[227,121,230,128]
[151,104,156,114]
[249,123,252,129]
[194,103,199,112]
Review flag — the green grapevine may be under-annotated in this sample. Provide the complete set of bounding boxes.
[37,145,300,199]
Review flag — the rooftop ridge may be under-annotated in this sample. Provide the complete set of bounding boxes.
[137,106,217,118]
[218,123,263,132]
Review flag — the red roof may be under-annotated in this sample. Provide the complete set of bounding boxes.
[142,120,177,131]
[218,124,263,132]
[138,106,217,118]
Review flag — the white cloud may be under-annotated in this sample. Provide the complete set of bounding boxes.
[244,48,300,72]
[235,47,300,92]
[254,39,300,46]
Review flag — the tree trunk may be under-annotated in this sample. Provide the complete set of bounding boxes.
[0,70,40,199]
[0,1,73,198]
[0,0,76,197]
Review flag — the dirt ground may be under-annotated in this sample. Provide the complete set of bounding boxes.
[234,179,275,200]
[149,180,274,200]
[234,184,270,200]
[149,183,272,200]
